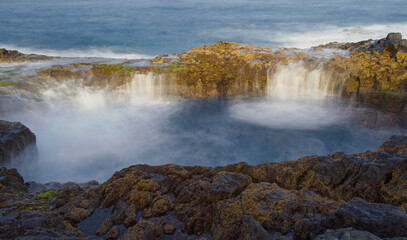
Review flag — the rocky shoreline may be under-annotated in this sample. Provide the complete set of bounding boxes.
[0,124,407,239]
[1,33,406,127]
[1,34,407,239]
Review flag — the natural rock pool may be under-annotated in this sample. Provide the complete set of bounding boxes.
[0,63,398,182]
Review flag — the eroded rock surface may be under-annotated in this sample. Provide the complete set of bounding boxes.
[1,135,406,239]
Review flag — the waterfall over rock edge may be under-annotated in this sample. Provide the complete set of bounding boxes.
[266,62,333,101]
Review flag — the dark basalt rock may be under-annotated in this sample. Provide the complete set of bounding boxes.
[314,227,382,240]
[1,135,406,239]
[0,120,38,167]
[326,198,407,238]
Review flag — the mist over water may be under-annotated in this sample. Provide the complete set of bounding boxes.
[0,63,399,183]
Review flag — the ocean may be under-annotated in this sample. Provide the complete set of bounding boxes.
[1,0,406,57]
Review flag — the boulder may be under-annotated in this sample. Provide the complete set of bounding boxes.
[326,198,407,238]
[0,120,38,167]
[386,33,403,40]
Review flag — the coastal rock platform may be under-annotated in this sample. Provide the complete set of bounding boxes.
[1,135,407,239]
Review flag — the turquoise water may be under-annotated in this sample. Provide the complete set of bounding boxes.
[1,0,406,56]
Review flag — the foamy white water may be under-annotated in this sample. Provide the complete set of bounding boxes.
[230,61,342,129]
[209,23,407,49]
[267,62,332,100]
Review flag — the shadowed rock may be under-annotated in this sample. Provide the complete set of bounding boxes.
[0,120,38,167]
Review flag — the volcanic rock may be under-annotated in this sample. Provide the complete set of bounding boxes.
[314,227,382,240]
[0,120,38,167]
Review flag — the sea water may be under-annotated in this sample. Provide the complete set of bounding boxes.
[1,0,406,56]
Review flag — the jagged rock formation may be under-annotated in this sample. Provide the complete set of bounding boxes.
[1,135,406,239]
[0,120,38,166]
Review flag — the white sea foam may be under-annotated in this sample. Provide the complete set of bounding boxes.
[277,23,407,48]
[0,44,153,59]
[266,62,332,100]
[207,22,407,49]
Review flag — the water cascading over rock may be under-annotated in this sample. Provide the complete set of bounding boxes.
[117,73,175,103]
[266,62,333,101]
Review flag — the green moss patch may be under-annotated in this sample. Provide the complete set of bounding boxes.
[38,190,57,199]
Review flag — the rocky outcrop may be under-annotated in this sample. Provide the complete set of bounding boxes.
[0,48,53,63]
[322,33,407,127]
[1,135,407,239]
[0,120,38,166]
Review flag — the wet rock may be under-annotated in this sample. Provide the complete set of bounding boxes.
[314,227,382,240]
[163,225,176,235]
[100,172,141,208]
[210,198,243,239]
[0,167,27,191]
[238,215,271,240]
[0,120,38,166]
[26,181,47,193]
[0,212,82,239]
[176,171,251,205]
[123,206,138,228]
[294,218,326,240]
[121,219,164,240]
[326,198,407,238]
[376,135,407,154]
[106,226,120,239]
[241,182,339,235]
[64,207,94,224]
